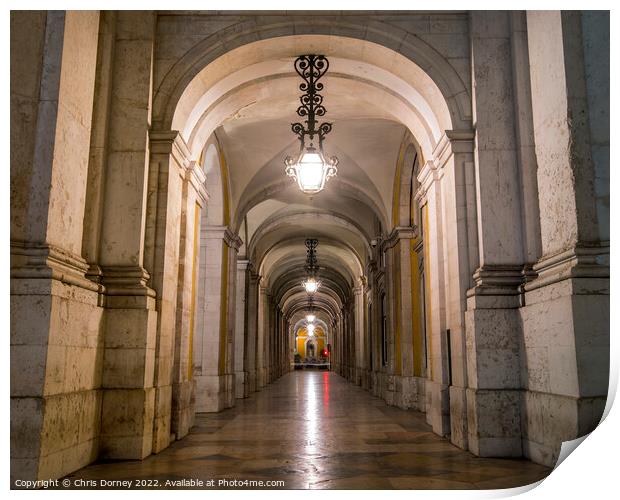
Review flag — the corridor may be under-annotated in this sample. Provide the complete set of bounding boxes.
[10,10,609,486]
[65,372,550,490]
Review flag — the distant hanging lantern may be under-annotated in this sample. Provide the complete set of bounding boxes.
[306,296,317,323]
[284,55,338,195]
[303,277,320,294]
[301,238,322,294]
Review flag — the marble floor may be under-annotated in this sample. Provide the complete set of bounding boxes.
[66,371,552,489]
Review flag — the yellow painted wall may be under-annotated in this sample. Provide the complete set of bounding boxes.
[423,203,432,380]
[391,137,428,378]
[295,327,326,358]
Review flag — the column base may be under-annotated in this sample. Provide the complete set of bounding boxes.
[427,380,450,436]
[466,388,522,457]
[450,385,468,450]
[235,371,248,399]
[247,369,257,393]
[99,387,155,460]
[171,379,195,440]
[384,375,426,411]
[521,390,606,467]
[258,367,267,389]
[194,374,234,412]
[152,384,172,453]
[11,390,102,482]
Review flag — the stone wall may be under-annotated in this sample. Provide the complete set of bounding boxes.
[11,11,104,481]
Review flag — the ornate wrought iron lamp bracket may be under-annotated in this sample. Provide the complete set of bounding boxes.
[304,238,320,276]
[290,55,333,149]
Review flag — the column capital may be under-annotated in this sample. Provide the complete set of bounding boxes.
[383,226,418,250]
[225,228,243,251]
[149,130,190,169]
[202,225,243,251]
[415,160,439,205]
[431,129,475,170]
[237,259,251,271]
[187,160,208,205]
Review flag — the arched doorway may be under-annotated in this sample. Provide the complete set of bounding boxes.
[157,27,475,447]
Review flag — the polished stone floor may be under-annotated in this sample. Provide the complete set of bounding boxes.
[66,371,551,489]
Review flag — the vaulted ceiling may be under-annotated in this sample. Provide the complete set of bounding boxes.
[170,34,453,324]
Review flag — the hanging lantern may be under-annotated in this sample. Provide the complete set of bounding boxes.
[302,276,321,294]
[301,238,322,294]
[285,145,338,195]
[284,55,338,195]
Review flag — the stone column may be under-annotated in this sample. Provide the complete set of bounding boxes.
[341,308,349,379]
[265,294,273,383]
[353,283,365,386]
[417,160,450,436]
[170,158,207,441]
[277,309,285,377]
[336,310,347,378]
[257,283,268,388]
[267,303,275,383]
[383,227,426,411]
[367,259,381,396]
[245,269,259,393]
[234,260,250,398]
[519,11,609,466]
[362,284,372,389]
[93,11,161,462]
[338,314,344,377]
[425,130,478,449]
[144,131,200,453]
[464,11,527,457]
[348,304,356,381]
[10,11,102,481]
[224,237,239,409]
[193,226,241,412]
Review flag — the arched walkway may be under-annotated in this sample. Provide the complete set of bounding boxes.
[10,11,608,488]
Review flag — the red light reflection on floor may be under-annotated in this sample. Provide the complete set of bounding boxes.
[323,371,330,411]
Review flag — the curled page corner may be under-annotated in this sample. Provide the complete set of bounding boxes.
[552,390,615,471]
[554,434,589,470]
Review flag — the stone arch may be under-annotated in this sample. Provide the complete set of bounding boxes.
[201,140,225,226]
[155,27,472,262]
[152,18,471,134]
[200,136,230,226]
[292,318,329,336]
[396,140,424,228]
[234,176,388,238]
[158,15,473,447]
[249,211,371,265]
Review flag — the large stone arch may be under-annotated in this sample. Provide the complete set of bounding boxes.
[395,140,424,228]
[201,140,225,226]
[152,17,471,133]
[157,11,474,460]
[154,14,475,451]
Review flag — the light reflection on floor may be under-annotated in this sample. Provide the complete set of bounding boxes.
[65,371,552,489]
